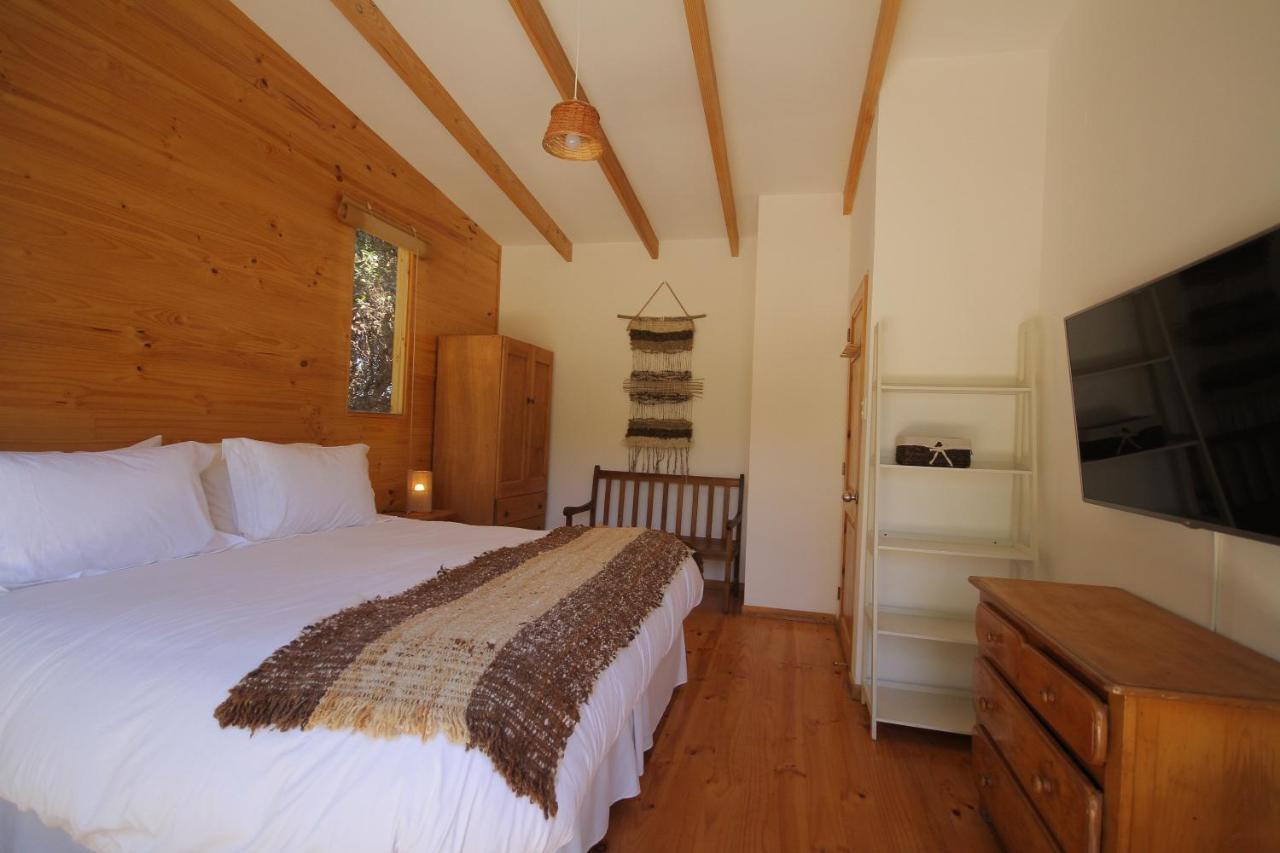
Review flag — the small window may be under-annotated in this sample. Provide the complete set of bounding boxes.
[347,228,413,414]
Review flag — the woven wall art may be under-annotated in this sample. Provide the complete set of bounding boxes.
[619,283,704,474]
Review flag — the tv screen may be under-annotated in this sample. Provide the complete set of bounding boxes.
[1064,224,1280,545]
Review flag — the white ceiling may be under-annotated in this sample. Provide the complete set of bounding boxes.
[231,0,877,250]
[230,1,1070,252]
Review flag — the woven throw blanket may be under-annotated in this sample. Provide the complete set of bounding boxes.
[214,526,690,818]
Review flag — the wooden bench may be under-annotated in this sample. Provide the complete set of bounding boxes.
[563,465,745,612]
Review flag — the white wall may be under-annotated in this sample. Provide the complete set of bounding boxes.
[1037,0,1280,659]
[855,51,1050,682]
[848,128,877,299]
[874,51,1048,378]
[743,194,851,614]
[499,239,755,580]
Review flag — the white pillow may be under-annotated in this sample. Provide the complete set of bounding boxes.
[0,442,220,588]
[196,442,241,536]
[221,439,377,541]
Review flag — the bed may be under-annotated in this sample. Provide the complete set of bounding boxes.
[0,516,703,852]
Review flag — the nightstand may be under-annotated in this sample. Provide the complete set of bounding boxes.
[389,509,457,522]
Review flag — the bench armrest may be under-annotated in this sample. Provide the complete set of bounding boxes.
[563,501,595,526]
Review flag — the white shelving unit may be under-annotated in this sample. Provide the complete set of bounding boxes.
[862,321,1039,739]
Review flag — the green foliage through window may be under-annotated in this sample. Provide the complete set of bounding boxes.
[347,229,407,413]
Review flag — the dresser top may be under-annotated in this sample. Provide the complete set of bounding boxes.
[971,577,1280,706]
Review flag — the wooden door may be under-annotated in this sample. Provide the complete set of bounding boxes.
[495,338,533,499]
[523,347,553,496]
[839,276,871,666]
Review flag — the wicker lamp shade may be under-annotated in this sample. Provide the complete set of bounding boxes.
[543,99,605,161]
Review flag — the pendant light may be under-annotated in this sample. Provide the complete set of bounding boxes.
[543,0,604,161]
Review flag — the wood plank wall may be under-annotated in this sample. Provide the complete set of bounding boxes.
[0,0,501,510]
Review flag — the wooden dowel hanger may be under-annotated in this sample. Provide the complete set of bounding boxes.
[617,281,705,323]
[337,194,433,258]
[615,313,708,320]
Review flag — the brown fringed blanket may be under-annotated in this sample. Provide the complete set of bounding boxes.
[214,526,691,817]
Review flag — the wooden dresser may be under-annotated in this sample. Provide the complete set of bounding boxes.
[969,577,1280,853]
[433,335,552,528]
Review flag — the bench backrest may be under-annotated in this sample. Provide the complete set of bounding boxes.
[582,466,745,545]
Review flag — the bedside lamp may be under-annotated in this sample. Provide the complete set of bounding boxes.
[406,470,433,513]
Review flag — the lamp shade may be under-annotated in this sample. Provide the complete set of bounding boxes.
[542,99,605,161]
[406,470,433,513]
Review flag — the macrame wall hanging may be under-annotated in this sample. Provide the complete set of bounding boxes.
[617,282,706,474]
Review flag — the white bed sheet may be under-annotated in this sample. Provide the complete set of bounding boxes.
[0,518,702,852]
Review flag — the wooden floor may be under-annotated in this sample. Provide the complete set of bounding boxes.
[599,597,1000,852]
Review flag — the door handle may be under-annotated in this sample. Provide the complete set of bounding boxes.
[842,491,858,503]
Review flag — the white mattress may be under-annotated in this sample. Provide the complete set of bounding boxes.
[0,518,702,852]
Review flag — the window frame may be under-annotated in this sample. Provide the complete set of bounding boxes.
[345,228,416,417]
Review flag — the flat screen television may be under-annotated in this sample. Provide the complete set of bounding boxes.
[1064,224,1280,546]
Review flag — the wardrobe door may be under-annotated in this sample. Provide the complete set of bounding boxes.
[495,339,533,499]
[523,347,554,495]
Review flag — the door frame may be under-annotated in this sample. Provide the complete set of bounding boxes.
[838,274,873,691]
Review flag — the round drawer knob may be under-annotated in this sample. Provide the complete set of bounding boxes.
[979,774,994,788]
[984,631,998,643]
[1039,687,1056,704]
[977,698,993,711]
[1031,774,1053,794]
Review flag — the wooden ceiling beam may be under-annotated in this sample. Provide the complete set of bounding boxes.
[843,0,901,215]
[330,0,573,261]
[682,0,739,257]
[508,0,660,260]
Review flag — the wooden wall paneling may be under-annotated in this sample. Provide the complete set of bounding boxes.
[0,0,499,509]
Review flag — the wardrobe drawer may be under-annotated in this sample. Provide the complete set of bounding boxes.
[974,658,1102,853]
[976,603,1024,680]
[505,515,546,530]
[495,493,546,525]
[1017,643,1108,771]
[973,724,1061,853]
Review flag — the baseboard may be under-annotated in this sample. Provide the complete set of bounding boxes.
[741,604,836,625]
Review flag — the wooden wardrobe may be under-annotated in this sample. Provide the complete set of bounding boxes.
[433,335,553,528]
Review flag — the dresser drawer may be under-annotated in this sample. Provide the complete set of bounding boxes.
[505,515,546,530]
[974,658,1102,853]
[976,603,1023,680]
[973,724,1061,853]
[495,493,546,525]
[1017,643,1108,771]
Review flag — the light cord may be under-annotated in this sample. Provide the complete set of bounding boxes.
[573,0,581,101]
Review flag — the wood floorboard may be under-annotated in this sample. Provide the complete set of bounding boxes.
[600,598,1000,852]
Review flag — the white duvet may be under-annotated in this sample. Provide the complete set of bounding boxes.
[0,518,702,852]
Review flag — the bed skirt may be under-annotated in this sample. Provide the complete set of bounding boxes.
[0,630,687,853]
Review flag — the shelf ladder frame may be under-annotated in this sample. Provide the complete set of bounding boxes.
[864,320,1040,740]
